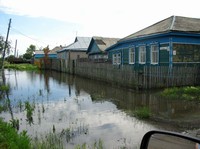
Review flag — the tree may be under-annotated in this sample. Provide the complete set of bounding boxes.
[0,35,11,56]
[23,44,36,59]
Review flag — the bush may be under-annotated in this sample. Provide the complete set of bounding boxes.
[161,86,200,100]
[4,63,38,71]
[134,107,151,119]
[0,118,31,149]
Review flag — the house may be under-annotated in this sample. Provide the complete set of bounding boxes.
[106,16,200,68]
[48,46,63,58]
[57,37,91,61]
[87,36,120,60]
[34,46,62,65]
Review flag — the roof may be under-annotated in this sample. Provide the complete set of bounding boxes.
[88,36,120,54]
[34,46,62,55]
[34,50,44,55]
[58,37,92,52]
[121,16,200,41]
[49,46,62,54]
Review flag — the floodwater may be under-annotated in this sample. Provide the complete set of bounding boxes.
[0,69,200,148]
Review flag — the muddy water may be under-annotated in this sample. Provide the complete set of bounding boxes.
[0,69,200,148]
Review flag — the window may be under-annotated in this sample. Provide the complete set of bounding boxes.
[151,45,159,64]
[113,53,121,64]
[117,53,121,64]
[139,46,146,64]
[173,44,200,62]
[129,47,135,64]
[113,54,117,64]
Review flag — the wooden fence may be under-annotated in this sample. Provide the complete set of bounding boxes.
[39,59,200,89]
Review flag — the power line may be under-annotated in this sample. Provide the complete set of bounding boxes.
[10,27,48,46]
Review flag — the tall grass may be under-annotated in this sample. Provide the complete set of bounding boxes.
[134,107,151,119]
[0,118,31,149]
[4,63,38,71]
[161,86,200,100]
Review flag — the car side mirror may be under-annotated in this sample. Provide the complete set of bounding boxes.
[140,130,200,149]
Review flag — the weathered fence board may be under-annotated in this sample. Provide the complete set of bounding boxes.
[41,59,200,89]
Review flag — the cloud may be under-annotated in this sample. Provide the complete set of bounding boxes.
[1,0,200,55]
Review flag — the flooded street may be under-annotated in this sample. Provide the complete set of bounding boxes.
[0,69,200,148]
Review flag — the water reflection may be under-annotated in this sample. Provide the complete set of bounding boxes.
[0,70,200,148]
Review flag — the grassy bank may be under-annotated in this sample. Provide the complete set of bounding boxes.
[161,86,200,100]
[0,118,31,149]
[4,62,38,71]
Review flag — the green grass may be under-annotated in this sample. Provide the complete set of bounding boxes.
[0,85,9,92]
[74,139,104,149]
[125,107,151,119]
[134,107,151,119]
[161,86,200,100]
[32,132,63,149]
[0,118,31,149]
[4,63,38,71]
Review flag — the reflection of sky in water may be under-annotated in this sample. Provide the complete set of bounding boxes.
[4,70,76,104]
[2,93,157,148]
[0,70,159,148]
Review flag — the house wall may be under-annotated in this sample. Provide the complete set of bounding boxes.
[57,51,68,59]
[89,42,100,54]
[108,32,200,68]
[88,42,108,60]
[70,51,88,60]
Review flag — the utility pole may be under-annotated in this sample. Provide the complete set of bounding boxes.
[14,39,17,57]
[1,18,11,69]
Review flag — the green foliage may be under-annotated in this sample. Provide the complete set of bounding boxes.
[4,63,38,71]
[23,44,36,59]
[23,53,32,60]
[10,118,20,131]
[25,101,35,125]
[74,139,104,149]
[134,107,151,119]
[161,86,200,100]
[31,132,63,149]
[0,118,31,149]
[0,105,7,113]
[93,139,104,149]
[0,35,11,55]
[0,85,9,92]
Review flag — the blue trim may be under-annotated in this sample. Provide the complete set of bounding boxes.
[169,38,173,68]
[106,31,200,51]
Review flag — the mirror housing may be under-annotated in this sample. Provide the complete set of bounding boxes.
[140,130,200,149]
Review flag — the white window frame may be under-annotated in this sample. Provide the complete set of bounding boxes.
[129,47,135,64]
[113,54,117,64]
[151,44,159,64]
[117,53,121,64]
[113,53,121,65]
[139,46,146,64]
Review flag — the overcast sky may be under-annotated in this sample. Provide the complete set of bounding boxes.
[0,0,199,55]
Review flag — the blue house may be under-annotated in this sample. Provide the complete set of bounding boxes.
[106,16,200,68]
[87,36,119,60]
[34,46,62,66]
[34,46,62,60]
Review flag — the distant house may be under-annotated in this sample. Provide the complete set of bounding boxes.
[34,50,44,60]
[57,37,91,61]
[106,16,200,68]
[34,46,62,64]
[49,46,63,58]
[87,36,119,60]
